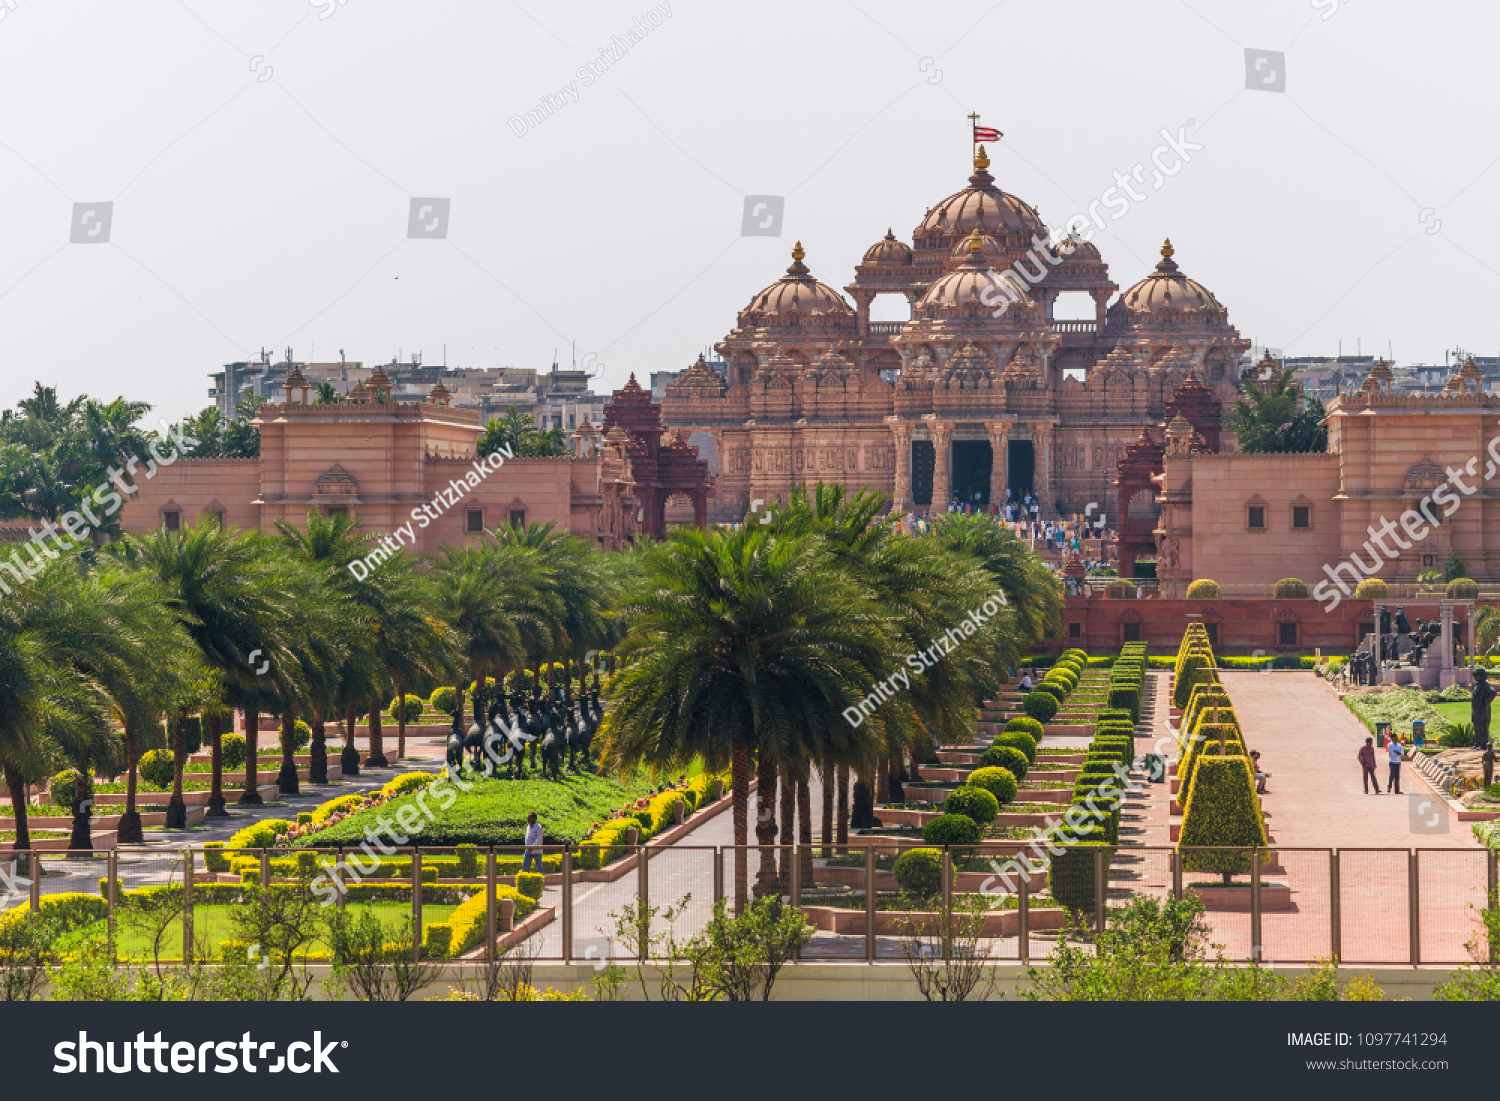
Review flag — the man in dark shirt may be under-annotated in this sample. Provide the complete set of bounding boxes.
[1358,737,1379,794]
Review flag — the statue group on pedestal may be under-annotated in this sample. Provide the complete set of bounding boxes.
[445,677,605,782]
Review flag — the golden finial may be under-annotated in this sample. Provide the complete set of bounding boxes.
[792,241,805,261]
[1161,237,1175,259]
[974,144,990,172]
[968,228,984,254]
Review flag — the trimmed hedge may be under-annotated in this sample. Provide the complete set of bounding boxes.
[429,686,457,715]
[1186,579,1221,599]
[422,885,537,959]
[979,744,1030,780]
[893,847,943,898]
[922,813,981,846]
[993,731,1037,765]
[221,732,246,771]
[1272,577,1309,599]
[1051,839,1110,915]
[1178,754,1267,881]
[1353,578,1388,600]
[1003,716,1044,742]
[967,766,1018,806]
[1023,691,1060,723]
[944,785,1000,826]
[139,749,175,790]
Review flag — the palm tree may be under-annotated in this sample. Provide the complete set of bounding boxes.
[313,381,339,405]
[1475,604,1500,658]
[600,524,891,912]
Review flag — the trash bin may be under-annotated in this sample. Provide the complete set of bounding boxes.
[1142,754,1166,783]
[1375,721,1391,747]
[1412,719,1425,746]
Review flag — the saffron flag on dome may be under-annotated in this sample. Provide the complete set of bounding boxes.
[973,125,1002,142]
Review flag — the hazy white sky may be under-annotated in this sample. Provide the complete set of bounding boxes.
[0,0,1496,422]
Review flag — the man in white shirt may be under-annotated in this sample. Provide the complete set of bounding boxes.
[1386,737,1408,794]
[1019,671,1034,690]
[523,812,543,873]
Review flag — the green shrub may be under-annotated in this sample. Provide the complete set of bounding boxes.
[1447,578,1480,600]
[1107,685,1141,722]
[220,731,246,771]
[296,812,313,826]
[1439,725,1475,749]
[138,749,176,790]
[426,886,537,959]
[516,871,545,900]
[1186,579,1220,599]
[389,694,426,723]
[49,769,87,809]
[455,844,479,877]
[1023,691,1060,723]
[1173,653,1213,710]
[1003,716,1044,742]
[228,818,293,850]
[944,784,1000,825]
[429,685,458,715]
[1353,578,1388,600]
[1051,840,1109,915]
[421,924,454,960]
[292,720,311,751]
[312,793,365,824]
[1272,577,1309,599]
[893,847,944,899]
[922,813,981,846]
[1105,579,1137,600]
[993,731,1037,765]
[967,766,1018,806]
[382,771,436,797]
[1178,756,1266,882]
[1034,680,1068,703]
[979,744,1029,780]
[203,841,228,873]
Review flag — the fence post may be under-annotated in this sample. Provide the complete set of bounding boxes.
[713,849,724,907]
[1171,850,1182,901]
[562,848,574,964]
[1490,852,1499,966]
[259,849,270,890]
[1409,850,1420,967]
[29,851,40,913]
[1018,864,1029,964]
[106,852,117,960]
[790,845,802,962]
[183,848,195,962]
[1093,847,1107,933]
[864,847,876,962]
[637,843,649,962]
[335,846,347,910]
[485,847,496,963]
[1250,847,1262,965]
[941,848,953,961]
[411,848,423,962]
[1330,850,1341,961]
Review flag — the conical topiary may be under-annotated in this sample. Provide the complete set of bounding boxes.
[1178,754,1267,884]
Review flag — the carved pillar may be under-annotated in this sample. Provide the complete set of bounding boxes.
[929,419,952,511]
[987,419,1009,507]
[889,418,913,513]
[1092,290,1108,329]
[1032,422,1053,516]
[692,489,708,528]
[852,290,873,339]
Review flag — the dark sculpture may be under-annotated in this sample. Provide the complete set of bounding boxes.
[444,710,466,775]
[1473,667,1496,750]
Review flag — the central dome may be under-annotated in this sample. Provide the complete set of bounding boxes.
[919,229,1031,311]
[916,146,1045,243]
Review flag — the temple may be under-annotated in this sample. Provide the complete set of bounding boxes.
[662,145,1248,521]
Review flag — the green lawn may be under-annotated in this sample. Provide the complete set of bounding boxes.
[299,769,664,847]
[88,901,456,961]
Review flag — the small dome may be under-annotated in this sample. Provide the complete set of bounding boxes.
[368,366,393,388]
[947,233,1005,267]
[744,242,854,320]
[863,229,913,266]
[919,229,1027,310]
[427,380,451,404]
[1116,239,1223,315]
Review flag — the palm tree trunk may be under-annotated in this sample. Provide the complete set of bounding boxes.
[240,706,263,805]
[309,709,327,785]
[888,754,905,804]
[875,755,890,804]
[118,720,143,844]
[851,764,878,829]
[365,698,387,768]
[68,769,93,851]
[836,764,849,853]
[777,766,794,893]
[396,680,407,761]
[796,765,815,888]
[753,753,778,899]
[340,704,360,777]
[5,767,31,852]
[277,711,299,795]
[908,745,923,783]
[166,711,188,828]
[820,760,833,858]
[732,732,750,914]
[207,710,227,818]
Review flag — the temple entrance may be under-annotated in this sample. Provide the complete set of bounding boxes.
[952,441,992,506]
[911,440,935,506]
[1007,439,1034,499]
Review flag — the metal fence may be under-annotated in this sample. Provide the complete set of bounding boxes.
[5,842,1497,967]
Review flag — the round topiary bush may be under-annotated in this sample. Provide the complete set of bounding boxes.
[1272,577,1308,599]
[944,784,1000,825]
[293,719,311,751]
[979,743,1030,779]
[1104,579,1136,600]
[1447,578,1480,600]
[1034,680,1068,703]
[967,766,1018,806]
[388,694,425,723]
[1186,579,1221,599]
[1003,716,1044,743]
[1353,578,1388,600]
[49,768,90,809]
[139,748,176,790]
[922,813,981,847]
[892,847,944,899]
[429,685,457,715]
[220,731,246,771]
[994,731,1038,764]
[1022,690,1059,723]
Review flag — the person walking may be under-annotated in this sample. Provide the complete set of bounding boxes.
[1358,737,1380,794]
[1386,735,1407,794]
[522,811,543,873]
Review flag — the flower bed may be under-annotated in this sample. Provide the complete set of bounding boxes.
[1345,688,1454,739]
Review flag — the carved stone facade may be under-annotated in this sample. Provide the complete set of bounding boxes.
[662,149,1248,520]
